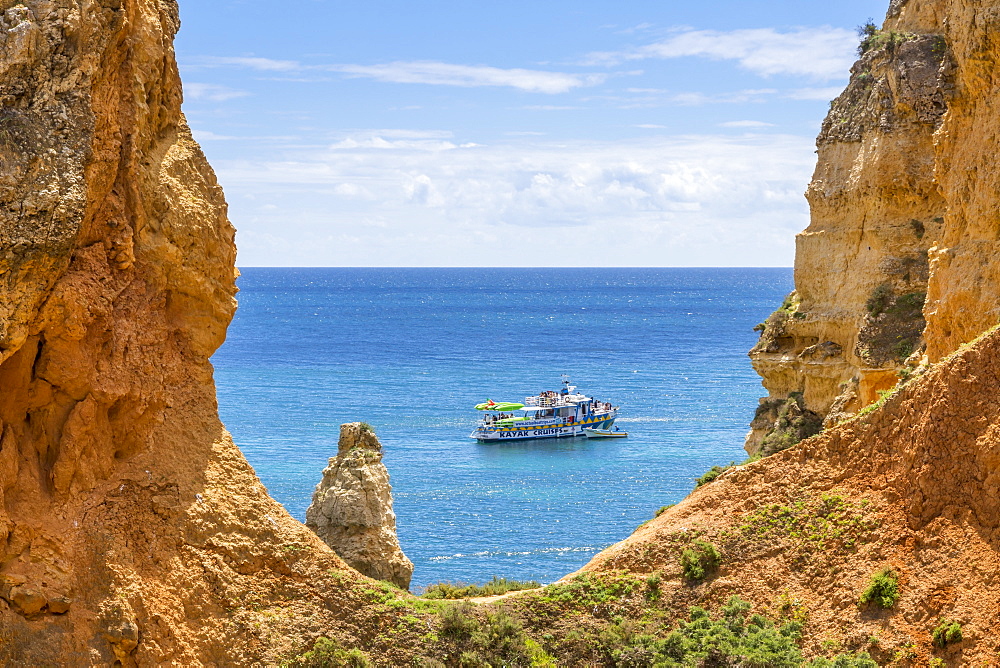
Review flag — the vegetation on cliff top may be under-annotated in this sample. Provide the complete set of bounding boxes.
[421,576,542,600]
[756,393,823,456]
[856,20,918,56]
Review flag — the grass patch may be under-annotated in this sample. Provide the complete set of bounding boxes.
[931,618,962,647]
[856,386,899,418]
[434,603,546,667]
[695,462,734,487]
[285,637,372,667]
[421,576,541,600]
[539,572,642,608]
[679,540,721,581]
[644,571,662,602]
[857,21,917,55]
[728,492,875,557]
[859,568,899,609]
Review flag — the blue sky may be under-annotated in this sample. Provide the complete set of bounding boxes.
[175,0,888,267]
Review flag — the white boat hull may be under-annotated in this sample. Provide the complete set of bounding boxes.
[583,428,627,439]
[471,416,616,442]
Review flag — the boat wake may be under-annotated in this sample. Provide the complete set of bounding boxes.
[428,545,605,563]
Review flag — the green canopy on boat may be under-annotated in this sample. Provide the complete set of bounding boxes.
[475,400,525,411]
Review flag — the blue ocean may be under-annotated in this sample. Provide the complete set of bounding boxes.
[212,268,792,589]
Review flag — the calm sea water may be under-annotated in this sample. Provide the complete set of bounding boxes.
[212,268,792,589]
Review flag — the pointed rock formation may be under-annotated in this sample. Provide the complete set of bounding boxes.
[306,423,413,590]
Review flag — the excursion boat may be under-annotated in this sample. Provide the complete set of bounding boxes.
[470,377,619,442]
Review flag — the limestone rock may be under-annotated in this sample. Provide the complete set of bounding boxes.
[581,326,1000,665]
[746,0,1000,454]
[306,423,414,590]
[0,1,397,664]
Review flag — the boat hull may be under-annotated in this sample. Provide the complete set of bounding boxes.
[583,428,627,439]
[471,417,616,442]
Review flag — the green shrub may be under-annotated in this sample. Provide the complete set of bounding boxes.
[658,596,804,666]
[540,572,641,607]
[680,540,721,581]
[807,652,879,667]
[436,607,534,667]
[757,392,823,456]
[931,618,963,647]
[439,602,478,639]
[470,610,532,666]
[286,637,372,667]
[695,463,735,487]
[858,568,899,608]
[421,576,541,600]
[857,22,916,55]
[358,422,374,433]
[654,504,674,517]
[866,283,893,316]
[645,571,662,602]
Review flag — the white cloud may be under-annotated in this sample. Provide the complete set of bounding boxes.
[322,129,463,151]
[670,88,776,106]
[191,56,300,71]
[635,124,667,129]
[786,86,846,100]
[521,105,582,111]
[331,183,376,200]
[213,132,814,266]
[184,83,250,102]
[585,27,857,80]
[327,61,605,94]
[191,129,237,141]
[719,120,776,128]
[615,22,656,35]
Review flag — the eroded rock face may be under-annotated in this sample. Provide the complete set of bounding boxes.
[746,0,1000,455]
[307,423,413,590]
[0,1,388,664]
[582,326,1000,664]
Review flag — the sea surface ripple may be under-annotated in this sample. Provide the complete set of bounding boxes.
[213,267,793,589]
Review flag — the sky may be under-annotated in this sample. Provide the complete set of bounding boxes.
[175,0,889,267]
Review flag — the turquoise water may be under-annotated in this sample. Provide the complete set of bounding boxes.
[212,268,792,589]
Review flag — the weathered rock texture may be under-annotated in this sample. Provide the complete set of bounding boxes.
[746,0,1000,454]
[0,1,401,664]
[580,326,1000,664]
[306,423,413,590]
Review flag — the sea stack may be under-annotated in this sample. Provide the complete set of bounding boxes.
[306,423,414,590]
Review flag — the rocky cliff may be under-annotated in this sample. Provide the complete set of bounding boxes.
[747,0,1000,454]
[0,1,399,664]
[575,324,1000,665]
[306,423,413,590]
[8,0,1000,664]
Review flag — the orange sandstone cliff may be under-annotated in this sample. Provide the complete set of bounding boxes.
[0,1,395,664]
[6,0,1000,664]
[747,0,1000,454]
[580,326,1000,665]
